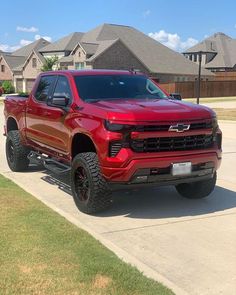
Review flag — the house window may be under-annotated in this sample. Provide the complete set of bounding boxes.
[193,54,197,62]
[78,51,81,58]
[75,62,85,70]
[32,58,37,68]
[1,65,5,72]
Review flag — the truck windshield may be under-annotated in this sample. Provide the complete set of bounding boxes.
[74,75,168,102]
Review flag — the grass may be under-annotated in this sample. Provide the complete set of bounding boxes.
[212,108,236,121]
[0,174,173,295]
[184,96,236,103]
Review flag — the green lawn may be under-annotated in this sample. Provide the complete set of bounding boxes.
[184,96,236,103]
[213,108,236,121]
[0,175,173,295]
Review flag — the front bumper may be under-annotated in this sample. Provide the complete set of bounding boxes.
[101,150,221,184]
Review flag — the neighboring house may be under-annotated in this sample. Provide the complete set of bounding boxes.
[78,24,213,82]
[0,38,50,92]
[1,23,214,92]
[39,24,213,82]
[183,32,236,72]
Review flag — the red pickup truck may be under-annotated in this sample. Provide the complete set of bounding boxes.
[4,70,222,214]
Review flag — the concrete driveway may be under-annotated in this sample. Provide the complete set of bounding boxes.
[1,104,236,295]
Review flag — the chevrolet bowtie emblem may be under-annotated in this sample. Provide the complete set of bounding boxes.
[169,123,190,132]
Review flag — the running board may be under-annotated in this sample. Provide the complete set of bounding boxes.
[28,151,71,175]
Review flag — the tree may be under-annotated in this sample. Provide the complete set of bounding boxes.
[2,81,15,94]
[41,56,59,72]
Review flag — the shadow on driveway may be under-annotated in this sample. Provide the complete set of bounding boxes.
[40,170,236,220]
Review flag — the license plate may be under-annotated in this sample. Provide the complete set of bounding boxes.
[172,162,192,176]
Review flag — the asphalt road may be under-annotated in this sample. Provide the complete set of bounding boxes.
[1,104,236,295]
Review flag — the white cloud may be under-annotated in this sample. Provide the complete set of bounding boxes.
[16,26,39,33]
[143,9,151,18]
[148,30,198,51]
[0,34,52,53]
[20,39,32,46]
[34,34,52,42]
[0,43,20,52]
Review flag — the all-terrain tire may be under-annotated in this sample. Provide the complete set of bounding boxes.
[71,152,112,214]
[6,130,30,171]
[175,172,217,199]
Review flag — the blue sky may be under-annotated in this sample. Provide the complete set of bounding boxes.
[1,0,236,52]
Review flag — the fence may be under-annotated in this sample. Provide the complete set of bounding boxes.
[214,72,236,81]
[159,80,236,98]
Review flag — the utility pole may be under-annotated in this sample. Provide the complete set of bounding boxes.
[196,51,202,104]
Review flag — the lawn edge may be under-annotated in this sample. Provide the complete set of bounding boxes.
[1,171,187,295]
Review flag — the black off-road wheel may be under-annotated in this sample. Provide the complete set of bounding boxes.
[176,172,217,199]
[71,152,112,214]
[6,130,30,172]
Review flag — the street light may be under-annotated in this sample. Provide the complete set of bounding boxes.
[196,51,202,104]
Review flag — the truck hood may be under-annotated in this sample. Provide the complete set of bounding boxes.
[91,99,215,122]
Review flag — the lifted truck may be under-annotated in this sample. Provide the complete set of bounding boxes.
[4,70,222,214]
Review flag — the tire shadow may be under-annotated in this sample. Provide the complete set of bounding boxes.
[40,170,236,220]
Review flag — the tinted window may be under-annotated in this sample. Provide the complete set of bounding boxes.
[35,76,56,102]
[53,76,72,99]
[74,75,167,102]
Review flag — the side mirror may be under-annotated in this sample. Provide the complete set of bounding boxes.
[51,95,69,106]
[170,93,182,100]
[48,95,70,112]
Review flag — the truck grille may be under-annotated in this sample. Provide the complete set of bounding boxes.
[130,134,214,153]
[135,121,212,132]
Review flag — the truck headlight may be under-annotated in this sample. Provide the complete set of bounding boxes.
[104,120,132,132]
[212,117,218,130]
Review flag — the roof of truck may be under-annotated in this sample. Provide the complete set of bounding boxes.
[41,69,145,76]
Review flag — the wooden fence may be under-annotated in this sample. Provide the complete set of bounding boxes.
[214,72,236,81]
[159,80,236,98]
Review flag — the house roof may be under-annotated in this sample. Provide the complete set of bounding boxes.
[40,32,84,53]
[184,32,236,69]
[20,50,46,70]
[1,53,26,71]
[12,38,50,57]
[86,39,118,62]
[81,23,213,76]
[80,42,99,55]
[59,55,74,63]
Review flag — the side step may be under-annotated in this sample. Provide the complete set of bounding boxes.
[28,151,71,175]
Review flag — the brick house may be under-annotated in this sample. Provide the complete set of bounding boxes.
[40,24,213,82]
[1,23,214,93]
[0,38,50,92]
[183,32,236,73]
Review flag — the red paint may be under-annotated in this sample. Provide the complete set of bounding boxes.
[4,70,222,183]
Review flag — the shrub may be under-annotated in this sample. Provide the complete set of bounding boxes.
[0,86,3,96]
[2,81,15,94]
[18,92,29,97]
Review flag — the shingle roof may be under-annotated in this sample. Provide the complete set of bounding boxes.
[1,53,26,71]
[59,55,74,63]
[86,39,118,62]
[81,24,212,76]
[12,38,50,57]
[40,32,84,53]
[184,33,236,69]
[80,42,99,55]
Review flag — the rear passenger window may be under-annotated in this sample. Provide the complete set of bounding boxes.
[35,76,56,102]
[53,76,72,100]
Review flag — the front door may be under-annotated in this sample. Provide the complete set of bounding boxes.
[25,75,72,155]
